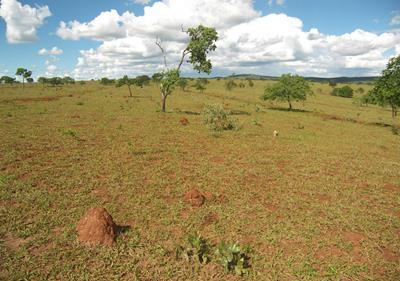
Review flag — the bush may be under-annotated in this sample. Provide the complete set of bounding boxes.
[215,241,250,276]
[202,104,236,131]
[225,79,237,91]
[331,85,354,98]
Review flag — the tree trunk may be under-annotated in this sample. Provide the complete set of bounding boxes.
[161,94,167,112]
[22,77,24,89]
[128,85,132,97]
[392,106,398,118]
[288,99,292,110]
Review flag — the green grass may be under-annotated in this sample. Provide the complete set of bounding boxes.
[0,80,399,280]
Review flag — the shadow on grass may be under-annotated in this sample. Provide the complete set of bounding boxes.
[230,109,251,116]
[116,225,131,235]
[268,107,311,113]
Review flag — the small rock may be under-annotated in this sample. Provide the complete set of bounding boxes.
[183,189,205,207]
[76,207,116,246]
[273,130,279,137]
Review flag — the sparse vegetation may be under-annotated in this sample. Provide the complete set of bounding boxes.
[202,104,236,131]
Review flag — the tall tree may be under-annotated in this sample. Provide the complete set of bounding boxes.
[155,25,218,112]
[15,68,32,88]
[367,55,400,117]
[261,74,313,110]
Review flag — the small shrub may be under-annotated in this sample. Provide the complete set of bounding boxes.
[176,234,211,264]
[215,241,250,275]
[225,79,237,91]
[238,82,245,88]
[60,128,77,137]
[202,104,236,131]
[331,86,354,98]
[76,101,84,106]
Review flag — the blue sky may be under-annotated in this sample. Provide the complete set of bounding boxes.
[0,0,399,79]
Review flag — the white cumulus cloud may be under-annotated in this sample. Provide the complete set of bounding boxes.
[39,47,64,56]
[54,0,400,79]
[0,0,51,43]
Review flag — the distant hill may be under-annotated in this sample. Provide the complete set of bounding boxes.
[215,74,377,83]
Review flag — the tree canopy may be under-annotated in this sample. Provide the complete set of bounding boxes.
[261,74,313,109]
[366,55,400,117]
[156,24,218,112]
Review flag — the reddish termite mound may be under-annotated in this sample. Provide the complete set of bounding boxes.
[183,189,205,207]
[76,207,117,246]
[180,117,189,126]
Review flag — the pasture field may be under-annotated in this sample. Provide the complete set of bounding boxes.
[0,80,399,280]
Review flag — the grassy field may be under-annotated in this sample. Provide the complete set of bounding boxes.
[0,80,399,280]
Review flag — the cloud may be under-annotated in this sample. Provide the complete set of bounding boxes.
[45,64,58,76]
[55,0,400,79]
[39,47,64,56]
[390,11,400,26]
[132,0,152,5]
[0,0,51,43]
[268,0,285,6]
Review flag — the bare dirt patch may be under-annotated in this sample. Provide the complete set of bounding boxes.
[2,234,32,251]
[314,245,344,260]
[382,248,399,262]
[180,117,189,125]
[202,212,219,227]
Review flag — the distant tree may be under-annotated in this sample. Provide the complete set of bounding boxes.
[62,76,75,84]
[367,55,400,117]
[49,77,63,87]
[193,78,208,93]
[27,77,34,83]
[152,72,163,83]
[261,74,313,110]
[356,87,365,94]
[177,78,188,91]
[135,75,151,87]
[15,68,32,88]
[155,25,218,112]
[225,79,237,91]
[116,75,139,97]
[0,75,16,84]
[100,77,115,85]
[328,80,337,87]
[331,85,354,98]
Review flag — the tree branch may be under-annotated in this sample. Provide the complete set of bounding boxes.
[156,37,168,69]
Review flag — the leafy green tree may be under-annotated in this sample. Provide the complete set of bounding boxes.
[15,68,32,88]
[155,25,218,112]
[27,78,34,83]
[49,77,63,87]
[367,55,400,117]
[62,76,75,84]
[135,75,151,87]
[331,85,354,98]
[0,76,16,84]
[100,77,115,85]
[261,74,313,110]
[152,72,163,83]
[177,78,188,91]
[193,78,207,93]
[116,75,137,97]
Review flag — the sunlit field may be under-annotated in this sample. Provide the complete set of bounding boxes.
[1,80,399,280]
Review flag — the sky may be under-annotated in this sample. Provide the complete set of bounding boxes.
[0,0,399,80]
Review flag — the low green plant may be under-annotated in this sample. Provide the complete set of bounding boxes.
[391,125,399,135]
[215,241,250,275]
[202,104,236,131]
[60,128,77,137]
[176,234,211,264]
